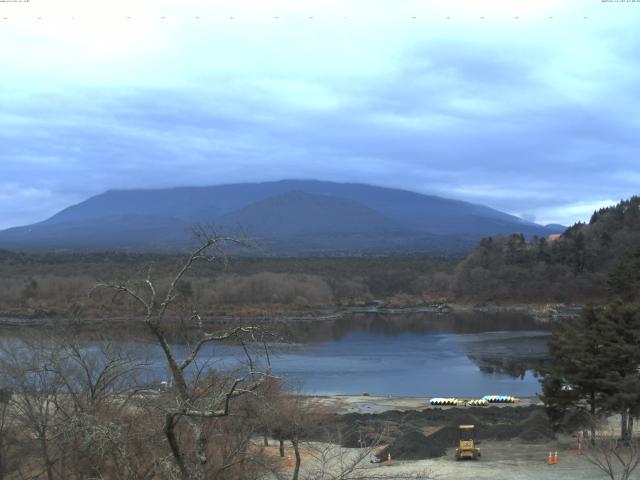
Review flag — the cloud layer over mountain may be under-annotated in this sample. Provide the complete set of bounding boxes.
[1,1,638,229]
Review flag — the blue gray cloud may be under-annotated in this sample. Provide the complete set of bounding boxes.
[1,0,639,229]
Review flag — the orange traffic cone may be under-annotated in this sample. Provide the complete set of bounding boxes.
[554,451,558,464]
[548,452,553,465]
[387,452,392,465]
[287,455,293,468]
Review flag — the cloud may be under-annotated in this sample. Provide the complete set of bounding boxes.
[0,183,81,229]
[535,199,620,227]
[1,1,639,229]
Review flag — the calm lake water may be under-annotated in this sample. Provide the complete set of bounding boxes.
[269,329,547,396]
[141,312,549,396]
[264,311,550,396]
[0,312,551,397]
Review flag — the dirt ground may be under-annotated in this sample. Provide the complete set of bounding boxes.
[265,438,609,480]
[282,395,617,479]
[390,439,608,479]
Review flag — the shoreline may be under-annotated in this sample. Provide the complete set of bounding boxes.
[0,302,582,326]
[307,394,544,414]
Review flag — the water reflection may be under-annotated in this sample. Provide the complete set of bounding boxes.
[281,311,547,343]
[266,312,551,395]
[0,312,551,396]
[280,313,551,380]
[455,331,550,379]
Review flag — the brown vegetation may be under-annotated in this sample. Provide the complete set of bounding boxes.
[0,335,302,480]
[0,253,454,318]
[0,232,439,480]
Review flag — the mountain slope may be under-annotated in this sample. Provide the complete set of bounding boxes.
[215,190,443,253]
[218,191,404,236]
[0,180,557,254]
[0,215,190,250]
[544,223,567,232]
[42,180,546,235]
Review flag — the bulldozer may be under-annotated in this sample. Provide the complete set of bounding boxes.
[455,425,481,460]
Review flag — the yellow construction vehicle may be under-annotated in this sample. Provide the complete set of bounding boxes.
[455,425,481,460]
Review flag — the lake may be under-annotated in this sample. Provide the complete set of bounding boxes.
[270,329,547,396]
[0,312,551,397]
[263,312,549,396]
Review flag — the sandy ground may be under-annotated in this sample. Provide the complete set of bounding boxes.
[311,394,542,414]
[389,440,606,479]
[265,439,610,480]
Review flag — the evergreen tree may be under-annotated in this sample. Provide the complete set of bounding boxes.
[608,247,640,303]
[542,250,640,442]
[541,306,611,440]
[598,302,640,444]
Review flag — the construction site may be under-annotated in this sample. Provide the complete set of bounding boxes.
[260,395,633,480]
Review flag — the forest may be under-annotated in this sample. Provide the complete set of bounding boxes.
[452,196,640,302]
[0,196,638,317]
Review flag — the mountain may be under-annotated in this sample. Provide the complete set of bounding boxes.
[0,180,558,254]
[544,223,567,232]
[218,190,402,237]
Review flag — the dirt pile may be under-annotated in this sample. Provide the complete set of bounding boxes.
[517,410,555,441]
[376,430,447,461]
[363,406,556,461]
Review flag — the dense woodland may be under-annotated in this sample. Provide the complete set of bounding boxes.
[0,196,638,316]
[452,196,640,302]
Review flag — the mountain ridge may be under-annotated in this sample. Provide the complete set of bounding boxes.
[0,179,560,254]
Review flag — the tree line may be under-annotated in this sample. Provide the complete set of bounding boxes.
[0,253,456,317]
[1,196,638,316]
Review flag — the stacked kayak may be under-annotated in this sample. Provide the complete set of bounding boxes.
[482,395,517,403]
[430,397,463,406]
[467,399,489,407]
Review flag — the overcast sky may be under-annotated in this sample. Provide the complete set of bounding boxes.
[1,0,639,229]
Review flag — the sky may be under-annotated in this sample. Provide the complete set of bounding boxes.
[1,0,639,229]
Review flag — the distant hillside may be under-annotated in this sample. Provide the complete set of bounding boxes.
[451,196,640,302]
[544,223,567,232]
[217,190,403,236]
[0,179,558,254]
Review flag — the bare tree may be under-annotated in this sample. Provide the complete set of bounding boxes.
[262,388,433,480]
[0,339,64,480]
[0,336,159,480]
[48,340,160,479]
[50,342,147,414]
[584,427,640,480]
[92,232,273,480]
[268,392,311,480]
[0,387,20,480]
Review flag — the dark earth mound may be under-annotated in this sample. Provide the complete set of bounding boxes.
[329,406,556,462]
[377,430,446,461]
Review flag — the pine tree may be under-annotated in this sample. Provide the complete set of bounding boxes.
[542,249,640,442]
[541,307,611,440]
[597,302,640,444]
[608,248,640,303]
